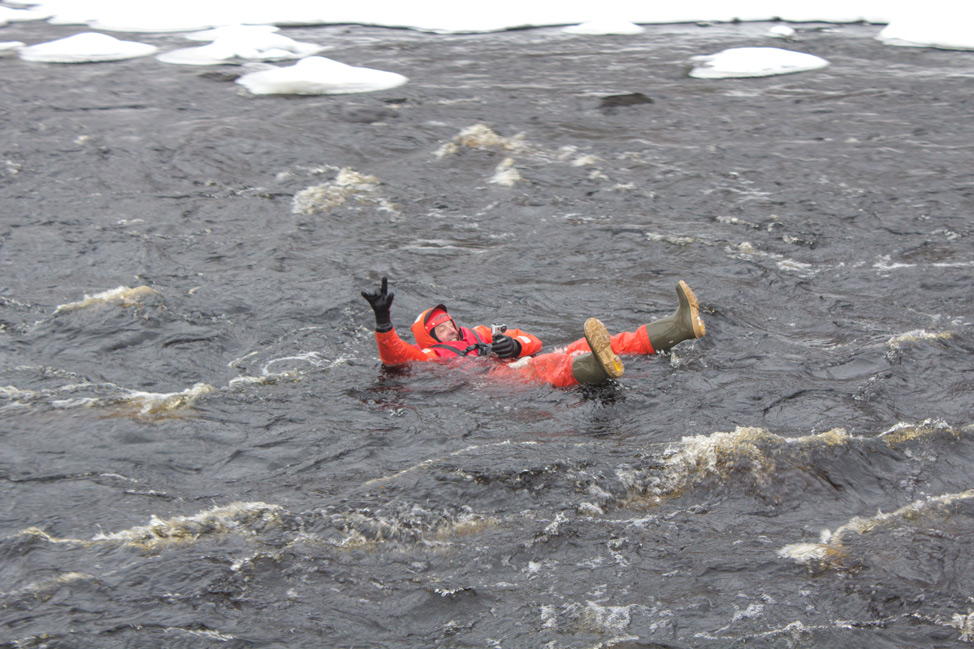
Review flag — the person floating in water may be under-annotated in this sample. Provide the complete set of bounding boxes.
[361,277,705,388]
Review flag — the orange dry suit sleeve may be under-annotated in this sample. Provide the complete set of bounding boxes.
[374,328,436,365]
[472,326,543,357]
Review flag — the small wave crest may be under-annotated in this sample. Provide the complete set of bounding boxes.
[52,286,159,315]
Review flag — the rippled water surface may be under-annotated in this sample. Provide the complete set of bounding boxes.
[2,19,974,648]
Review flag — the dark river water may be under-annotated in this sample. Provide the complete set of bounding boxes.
[2,17,974,649]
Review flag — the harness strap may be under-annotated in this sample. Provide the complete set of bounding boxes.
[429,328,489,357]
[429,343,490,357]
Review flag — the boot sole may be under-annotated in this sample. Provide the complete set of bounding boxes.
[584,318,624,379]
[677,280,706,339]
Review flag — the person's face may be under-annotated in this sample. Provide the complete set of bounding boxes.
[433,319,460,342]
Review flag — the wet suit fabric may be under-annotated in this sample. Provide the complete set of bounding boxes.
[375,325,541,363]
[373,323,656,388]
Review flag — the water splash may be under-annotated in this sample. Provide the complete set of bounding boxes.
[618,426,852,508]
[778,487,974,565]
[886,328,954,350]
[291,167,395,215]
[434,123,532,158]
[228,351,346,387]
[1,375,215,417]
[489,157,523,186]
[52,285,159,315]
[19,502,289,550]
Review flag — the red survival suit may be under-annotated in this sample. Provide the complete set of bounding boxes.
[374,304,660,388]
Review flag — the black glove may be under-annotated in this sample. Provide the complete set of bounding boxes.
[361,277,394,333]
[490,333,521,359]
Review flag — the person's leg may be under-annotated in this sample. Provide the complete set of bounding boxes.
[492,319,624,387]
[560,280,705,357]
[561,326,653,356]
[641,280,705,353]
[493,351,579,387]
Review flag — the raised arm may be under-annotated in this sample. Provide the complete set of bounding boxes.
[362,277,431,365]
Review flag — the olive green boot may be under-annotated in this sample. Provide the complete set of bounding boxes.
[645,280,706,353]
[572,318,624,384]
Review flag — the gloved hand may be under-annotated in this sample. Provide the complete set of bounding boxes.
[490,333,521,359]
[361,277,394,333]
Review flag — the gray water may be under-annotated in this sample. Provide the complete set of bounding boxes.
[2,18,974,648]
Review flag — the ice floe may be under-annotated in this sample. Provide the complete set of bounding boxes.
[689,47,829,79]
[235,55,407,95]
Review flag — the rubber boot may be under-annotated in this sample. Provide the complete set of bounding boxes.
[572,318,624,384]
[644,280,706,353]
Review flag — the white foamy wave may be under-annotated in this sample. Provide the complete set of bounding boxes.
[434,123,532,158]
[123,382,215,415]
[53,285,159,315]
[541,601,636,633]
[617,426,853,508]
[726,241,820,277]
[19,502,288,548]
[434,123,626,190]
[323,506,496,549]
[618,421,960,513]
[163,627,236,642]
[0,571,94,602]
[874,254,974,272]
[0,376,214,416]
[779,486,974,565]
[91,501,289,548]
[364,439,542,486]
[952,611,974,642]
[489,157,523,186]
[885,329,954,349]
[4,345,341,416]
[877,418,954,442]
[228,351,348,387]
[291,167,392,215]
[541,599,673,639]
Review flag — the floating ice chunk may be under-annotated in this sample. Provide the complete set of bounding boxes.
[1,41,25,55]
[877,5,974,50]
[767,25,796,39]
[236,56,407,95]
[19,32,158,63]
[562,20,644,35]
[158,30,322,65]
[1,4,52,24]
[689,47,829,79]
